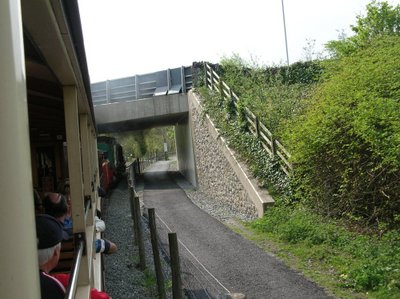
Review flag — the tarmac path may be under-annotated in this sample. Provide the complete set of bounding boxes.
[143,160,332,299]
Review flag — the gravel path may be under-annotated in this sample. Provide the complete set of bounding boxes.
[143,160,331,299]
[102,158,331,299]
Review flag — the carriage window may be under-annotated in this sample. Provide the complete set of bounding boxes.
[36,146,56,192]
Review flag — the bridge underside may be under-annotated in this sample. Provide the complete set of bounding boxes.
[94,93,188,133]
[96,112,188,133]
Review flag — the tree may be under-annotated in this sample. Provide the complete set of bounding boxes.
[113,130,147,160]
[326,1,400,57]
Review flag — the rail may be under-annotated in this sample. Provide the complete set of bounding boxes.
[204,63,292,175]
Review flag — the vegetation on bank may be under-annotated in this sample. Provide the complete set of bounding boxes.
[248,205,400,299]
[196,1,400,298]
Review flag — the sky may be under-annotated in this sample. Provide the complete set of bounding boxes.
[78,0,400,83]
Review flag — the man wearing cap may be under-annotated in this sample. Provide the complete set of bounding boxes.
[36,214,112,299]
[43,192,117,254]
[36,214,67,299]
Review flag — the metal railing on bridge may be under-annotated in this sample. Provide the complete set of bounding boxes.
[91,66,192,105]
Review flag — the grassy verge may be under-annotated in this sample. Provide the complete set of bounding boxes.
[228,205,400,299]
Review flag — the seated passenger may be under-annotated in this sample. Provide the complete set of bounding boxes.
[36,214,68,299]
[43,193,70,234]
[35,214,112,299]
[43,192,117,254]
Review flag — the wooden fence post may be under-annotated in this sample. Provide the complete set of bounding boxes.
[129,186,134,220]
[204,63,207,87]
[148,208,166,299]
[229,89,237,115]
[210,68,214,91]
[255,117,260,138]
[134,195,146,270]
[168,233,182,299]
[271,138,276,157]
[130,187,139,245]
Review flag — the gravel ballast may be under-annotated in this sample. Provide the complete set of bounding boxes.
[102,179,171,299]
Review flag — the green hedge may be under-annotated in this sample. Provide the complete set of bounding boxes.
[287,35,400,227]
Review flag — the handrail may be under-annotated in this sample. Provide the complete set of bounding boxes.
[204,63,292,175]
[64,197,90,298]
[65,237,85,299]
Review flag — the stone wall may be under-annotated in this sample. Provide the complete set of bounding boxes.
[189,92,259,218]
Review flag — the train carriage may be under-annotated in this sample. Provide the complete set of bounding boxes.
[97,136,126,193]
[1,1,104,298]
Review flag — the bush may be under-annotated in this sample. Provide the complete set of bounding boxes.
[287,35,400,227]
[219,56,320,140]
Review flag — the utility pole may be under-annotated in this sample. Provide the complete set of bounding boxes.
[281,0,290,72]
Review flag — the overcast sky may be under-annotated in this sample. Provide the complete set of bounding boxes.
[78,0,400,83]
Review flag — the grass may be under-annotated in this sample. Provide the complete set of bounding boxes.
[228,204,400,299]
[142,269,157,290]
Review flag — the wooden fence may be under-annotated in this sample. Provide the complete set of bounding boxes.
[204,63,292,175]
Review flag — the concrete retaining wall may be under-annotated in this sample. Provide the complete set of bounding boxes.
[175,116,197,188]
[188,91,274,217]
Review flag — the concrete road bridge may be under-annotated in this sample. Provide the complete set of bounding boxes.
[92,66,198,189]
[92,66,273,218]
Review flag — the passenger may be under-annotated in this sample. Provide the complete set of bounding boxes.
[35,214,112,299]
[36,214,68,299]
[43,192,117,254]
[43,192,71,235]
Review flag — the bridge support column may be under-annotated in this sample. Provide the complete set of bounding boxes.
[175,117,197,188]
